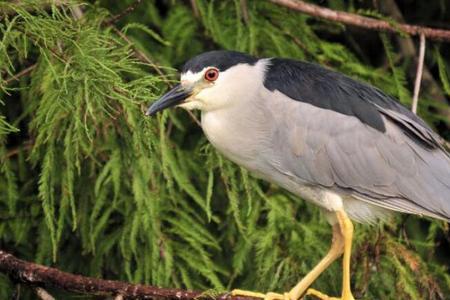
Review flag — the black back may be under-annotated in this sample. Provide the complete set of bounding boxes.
[182,50,258,73]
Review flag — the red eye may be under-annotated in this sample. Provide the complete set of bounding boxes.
[204,68,219,82]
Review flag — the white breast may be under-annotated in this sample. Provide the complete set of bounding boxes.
[201,108,265,171]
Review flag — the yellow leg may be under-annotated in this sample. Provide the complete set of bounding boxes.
[287,223,344,298]
[306,210,355,300]
[231,221,345,300]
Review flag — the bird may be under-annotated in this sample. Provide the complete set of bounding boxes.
[146,50,450,300]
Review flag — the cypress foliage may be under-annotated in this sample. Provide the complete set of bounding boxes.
[0,1,449,299]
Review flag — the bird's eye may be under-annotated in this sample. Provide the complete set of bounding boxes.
[204,68,219,82]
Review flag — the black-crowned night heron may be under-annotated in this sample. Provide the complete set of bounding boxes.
[146,50,450,300]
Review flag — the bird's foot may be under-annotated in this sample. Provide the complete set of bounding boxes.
[305,288,355,300]
[231,289,293,300]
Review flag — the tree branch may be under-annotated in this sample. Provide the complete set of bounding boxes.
[103,0,142,26]
[270,0,450,42]
[3,64,37,86]
[376,0,450,118]
[240,0,250,25]
[412,34,426,114]
[0,250,258,299]
[190,0,200,18]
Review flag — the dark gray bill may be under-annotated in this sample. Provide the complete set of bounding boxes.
[146,84,192,116]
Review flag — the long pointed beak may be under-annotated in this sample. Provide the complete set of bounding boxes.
[146,84,193,116]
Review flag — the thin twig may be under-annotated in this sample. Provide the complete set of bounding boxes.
[34,287,55,300]
[270,0,450,42]
[240,0,250,25]
[3,141,33,159]
[103,0,142,26]
[4,64,37,86]
[412,34,426,114]
[190,0,200,18]
[186,110,202,127]
[12,284,20,300]
[25,32,68,63]
[70,5,83,20]
[0,250,257,300]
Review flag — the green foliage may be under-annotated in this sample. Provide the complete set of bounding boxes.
[0,1,449,299]
[435,47,450,97]
[380,33,410,105]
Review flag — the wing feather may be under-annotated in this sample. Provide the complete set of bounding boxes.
[272,95,450,221]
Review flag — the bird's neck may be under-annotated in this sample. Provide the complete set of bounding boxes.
[200,101,269,169]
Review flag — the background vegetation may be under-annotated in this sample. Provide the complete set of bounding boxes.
[0,0,449,299]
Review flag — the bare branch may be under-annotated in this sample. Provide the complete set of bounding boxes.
[2,141,33,160]
[190,0,200,18]
[4,64,37,86]
[103,0,142,26]
[240,0,250,25]
[412,34,426,114]
[186,110,202,127]
[0,250,258,300]
[69,5,83,20]
[270,0,450,42]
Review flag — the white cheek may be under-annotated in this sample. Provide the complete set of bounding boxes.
[196,85,214,101]
[195,83,229,110]
[181,70,205,82]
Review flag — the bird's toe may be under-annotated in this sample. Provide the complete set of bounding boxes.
[265,291,291,300]
[231,289,266,298]
[305,288,355,300]
[231,289,295,300]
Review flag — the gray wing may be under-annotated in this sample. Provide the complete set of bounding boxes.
[270,93,450,221]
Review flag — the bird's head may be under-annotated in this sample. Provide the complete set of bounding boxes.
[146,50,263,115]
